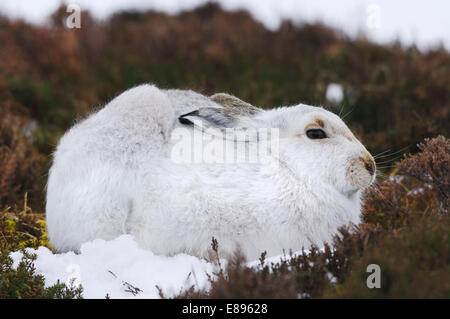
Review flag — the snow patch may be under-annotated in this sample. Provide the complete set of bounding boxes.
[10,235,217,299]
[10,235,311,298]
[326,83,344,104]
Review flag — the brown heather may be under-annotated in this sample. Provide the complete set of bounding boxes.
[0,106,47,210]
[397,136,449,213]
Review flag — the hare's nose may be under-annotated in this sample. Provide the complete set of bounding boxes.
[360,155,375,176]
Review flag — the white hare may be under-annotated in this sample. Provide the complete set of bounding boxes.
[46,84,375,260]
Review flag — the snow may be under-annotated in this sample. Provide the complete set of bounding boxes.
[246,250,304,269]
[9,233,323,298]
[10,235,218,299]
[325,83,344,104]
[9,234,307,298]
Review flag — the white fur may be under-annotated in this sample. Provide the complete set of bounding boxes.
[46,84,375,260]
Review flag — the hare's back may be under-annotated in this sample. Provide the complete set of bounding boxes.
[63,85,177,162]
[46,85,178,251]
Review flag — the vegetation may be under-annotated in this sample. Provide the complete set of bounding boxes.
[0,195,83,298]
[0,250,83,299]
[0,3,448,298]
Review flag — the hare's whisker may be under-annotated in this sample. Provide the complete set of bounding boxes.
[341,105,356,120]
[376,157,402,165]
[373,149,392,158]
[338,104,345,117]
[374,145,411,159]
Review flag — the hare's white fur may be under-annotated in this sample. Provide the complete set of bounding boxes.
[46,84,375,260]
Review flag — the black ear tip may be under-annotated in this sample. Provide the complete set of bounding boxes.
[178,116,193,125]
[178,110,198,125]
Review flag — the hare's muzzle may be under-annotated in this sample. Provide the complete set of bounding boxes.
[360,155,376,176]
[347,153,376,190]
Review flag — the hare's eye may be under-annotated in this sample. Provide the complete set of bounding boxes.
[306,129,327,139]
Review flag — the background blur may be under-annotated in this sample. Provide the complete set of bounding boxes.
[0,1,449,210]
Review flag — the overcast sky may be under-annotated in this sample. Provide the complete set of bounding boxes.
[1,0,449,51]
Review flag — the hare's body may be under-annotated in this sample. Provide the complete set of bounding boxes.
[47,84,373,260]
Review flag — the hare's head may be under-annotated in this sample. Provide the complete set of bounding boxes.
[258,105,376,195]
[179,93,376,196]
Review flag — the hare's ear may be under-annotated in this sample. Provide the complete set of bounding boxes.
[210,93,261,115]
[179,94,261,129]
[179,107,239,128]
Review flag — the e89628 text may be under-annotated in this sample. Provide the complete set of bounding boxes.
[226,303,268,314]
